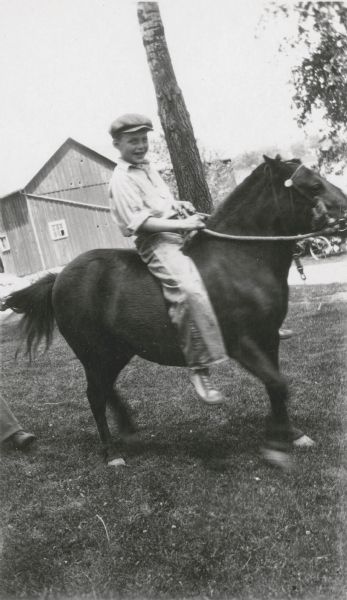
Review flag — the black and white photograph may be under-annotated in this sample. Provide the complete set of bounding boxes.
[0,1,346,598]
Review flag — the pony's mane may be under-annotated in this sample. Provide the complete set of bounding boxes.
[207,163,266,229]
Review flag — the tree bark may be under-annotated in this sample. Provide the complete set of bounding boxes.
[137,2,212,213]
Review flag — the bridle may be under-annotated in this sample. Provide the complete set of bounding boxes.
[200,163,346,242]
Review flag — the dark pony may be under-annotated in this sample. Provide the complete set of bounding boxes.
[4,156,347,467]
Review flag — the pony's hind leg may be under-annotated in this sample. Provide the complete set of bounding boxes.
[234,335,292,468]
[107,387,138,441]
[86,371,120,464]
[85,354,134,466]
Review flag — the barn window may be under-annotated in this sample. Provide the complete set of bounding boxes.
[0,233,10,252]
[48,220,68,240]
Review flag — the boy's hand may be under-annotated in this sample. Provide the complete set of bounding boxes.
[181,214,207,231]
[174,200,196,217]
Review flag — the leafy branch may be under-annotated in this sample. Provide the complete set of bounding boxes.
[263,1,347,172]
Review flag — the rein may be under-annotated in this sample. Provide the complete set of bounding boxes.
[200,228,332,242]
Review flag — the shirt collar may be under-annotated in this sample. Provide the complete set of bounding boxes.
[116,157,150,171]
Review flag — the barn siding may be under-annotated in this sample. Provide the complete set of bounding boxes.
[39,183,111,206]
[28,144,115,202]
[0,205,15,274]
[0,194,42,275]
[27,196,132,270]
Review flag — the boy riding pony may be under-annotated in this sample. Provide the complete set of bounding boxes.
[108,113,228,404]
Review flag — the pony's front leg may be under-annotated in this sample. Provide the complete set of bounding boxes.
[262,379,292,469]
[234,335,293,469]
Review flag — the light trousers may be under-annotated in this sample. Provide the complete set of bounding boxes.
[136,232,228,369]
[0,395,22,443]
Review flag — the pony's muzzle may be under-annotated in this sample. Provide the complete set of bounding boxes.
[324,211,347,233]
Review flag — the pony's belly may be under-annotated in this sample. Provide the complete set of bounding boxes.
[136,345,186,367]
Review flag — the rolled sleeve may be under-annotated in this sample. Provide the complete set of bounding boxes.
[109,172,153,236]
[125,208,153,236]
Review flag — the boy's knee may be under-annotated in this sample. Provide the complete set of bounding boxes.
[179,280,197,300]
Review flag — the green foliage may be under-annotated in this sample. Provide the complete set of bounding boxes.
[147,133,172,169]
[149,133,223,168]
[266,1,347,171]
[232,137,323,172]
[233,148,280,170]
[149,134,236,207]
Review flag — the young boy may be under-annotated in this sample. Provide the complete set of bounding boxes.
[109,113,228,404]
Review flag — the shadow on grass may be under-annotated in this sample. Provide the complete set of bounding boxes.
[115,414,263,466]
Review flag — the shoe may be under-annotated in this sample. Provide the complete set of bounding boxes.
[189,368,225,405]
[11,430,36,449]
[279,328,293,340]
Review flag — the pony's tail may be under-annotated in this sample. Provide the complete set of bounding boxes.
[2,272,57,359]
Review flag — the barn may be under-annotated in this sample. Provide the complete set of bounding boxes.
[0,138,236,276]
[0,138,132,276]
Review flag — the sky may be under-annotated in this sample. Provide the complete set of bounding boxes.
[0,0,316,196]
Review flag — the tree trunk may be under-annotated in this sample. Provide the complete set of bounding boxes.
[137,2,212,213]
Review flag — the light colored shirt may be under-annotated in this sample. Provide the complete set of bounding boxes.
[109,158,177,237]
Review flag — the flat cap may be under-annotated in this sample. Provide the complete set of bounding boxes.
[109,113,153,137]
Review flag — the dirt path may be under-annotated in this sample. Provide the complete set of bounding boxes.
[288,253,347,286]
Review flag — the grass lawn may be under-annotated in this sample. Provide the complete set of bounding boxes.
[0,283,346,600]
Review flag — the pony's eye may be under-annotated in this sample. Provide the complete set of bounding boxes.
[312,183,322,193]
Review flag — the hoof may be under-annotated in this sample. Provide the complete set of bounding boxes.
[261,447,292,470]
[107,457,126,467]
[293,434,315,448]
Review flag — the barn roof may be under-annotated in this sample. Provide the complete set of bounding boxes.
[0,138,116,200]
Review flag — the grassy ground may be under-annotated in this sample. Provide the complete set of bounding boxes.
[0,283,346,600]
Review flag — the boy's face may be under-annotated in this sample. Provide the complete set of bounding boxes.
[114,130,149,164]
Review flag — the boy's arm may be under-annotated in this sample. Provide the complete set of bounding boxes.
[139,214,207,233]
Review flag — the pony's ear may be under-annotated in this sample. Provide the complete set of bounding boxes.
[263,154,282,164]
